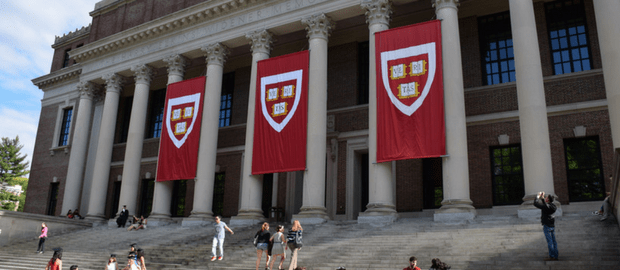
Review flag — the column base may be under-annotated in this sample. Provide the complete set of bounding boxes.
[357,203,398,224]
[433,199,476,222]
[229,209,265,226]
[292,206,329,224]
[518,194,562,219]
[85,214,107,222]
[182,211,214,227]
[148,213,173,226]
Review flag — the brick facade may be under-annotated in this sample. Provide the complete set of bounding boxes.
[28,0,615,219]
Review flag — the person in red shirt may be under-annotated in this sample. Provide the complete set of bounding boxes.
[403,256,420,270]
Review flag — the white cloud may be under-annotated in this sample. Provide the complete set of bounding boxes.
[0,0,100,177]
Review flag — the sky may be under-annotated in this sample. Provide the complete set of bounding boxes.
[0,0,100,176]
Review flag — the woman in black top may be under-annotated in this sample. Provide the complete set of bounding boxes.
[255,222,271,270]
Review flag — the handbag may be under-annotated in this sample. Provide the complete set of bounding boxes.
[294,230,303,248]
[253,233,258,247]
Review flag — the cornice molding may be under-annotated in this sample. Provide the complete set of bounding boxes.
[201,43,230,66]
[72,0,265,63]
[53,25,91,49]
[245,29,274,55]
[302,13,335,40]
[32,65,82,89]
[361,0,392,27]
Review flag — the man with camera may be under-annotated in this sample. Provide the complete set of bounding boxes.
[533,191,558,261]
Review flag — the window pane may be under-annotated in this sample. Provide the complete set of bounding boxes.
[546,0,590,75]
[478,12,515,86]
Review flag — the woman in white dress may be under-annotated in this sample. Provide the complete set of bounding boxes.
[269,225,287,270]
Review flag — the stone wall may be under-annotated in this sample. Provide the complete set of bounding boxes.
[0,210,92,247]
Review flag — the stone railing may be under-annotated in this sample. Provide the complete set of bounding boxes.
[0,210,92,247]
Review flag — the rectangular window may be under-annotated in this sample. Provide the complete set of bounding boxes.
[148,89,166,138]
[358,41,369,104]
[219,72,235,128]
[63,49,71,68]
[490,145,525,205]
[58,108,73,146]
[546,0,591,75]
[564,136,605,201]
[478,12,515,85]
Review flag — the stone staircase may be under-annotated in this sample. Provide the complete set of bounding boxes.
[0,205,618,270]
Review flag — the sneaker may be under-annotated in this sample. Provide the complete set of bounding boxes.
[601,217,608,221]
[218,256,223,260]
[211,256,216,261]
[592,211,599,215]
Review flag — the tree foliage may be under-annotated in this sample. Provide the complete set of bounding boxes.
[0,136,30,183]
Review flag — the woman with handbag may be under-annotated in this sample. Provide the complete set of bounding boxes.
[269,225,287,270]
[286,220,303,270]
[255,222,271,270]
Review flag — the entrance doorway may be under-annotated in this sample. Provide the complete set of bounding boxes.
[261,174,274,218]
[139,179,155,217]
[212,173,225,217]
[171,180,187,217]
[564,136,606,201]
[47,182,59,216]
[110,181,122,218]
[423,158,443,209]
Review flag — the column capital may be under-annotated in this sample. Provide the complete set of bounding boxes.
[361,0,392,27]
[163,54,187,78]
[101,73,124,94]
[131,64,154,85]
[201,43,229,66]
[77,81,101,101]
[433,0,459,12]
[302,13,335,41]
[245,30,274,55]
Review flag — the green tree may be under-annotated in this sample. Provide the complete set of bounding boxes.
[0,136,30,183]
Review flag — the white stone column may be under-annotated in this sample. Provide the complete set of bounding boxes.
[149,55,186,226]
[290,13,334,224]
[508,0,559,218]
[183,44,229,227]
[86,74,124,220]
[118,64,154,216]
[359,0,398,224]
[593,1,620,148]
[61,82,98,214]
[230,30,274,226]
[433,0,476,222]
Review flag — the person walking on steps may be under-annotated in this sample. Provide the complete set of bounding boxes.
[255,222,271,270]
[403,256,420,270]
[534,191,558,261]
[286,220,303,270]
[211,216,234,261]
[45,249,62,270]
[37,222,48,254]
[107,254,118,270]
[269,225,287,270]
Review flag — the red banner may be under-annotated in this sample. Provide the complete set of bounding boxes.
[376,20,445,162]
[252,51,308,174]
[156,76,206,181]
